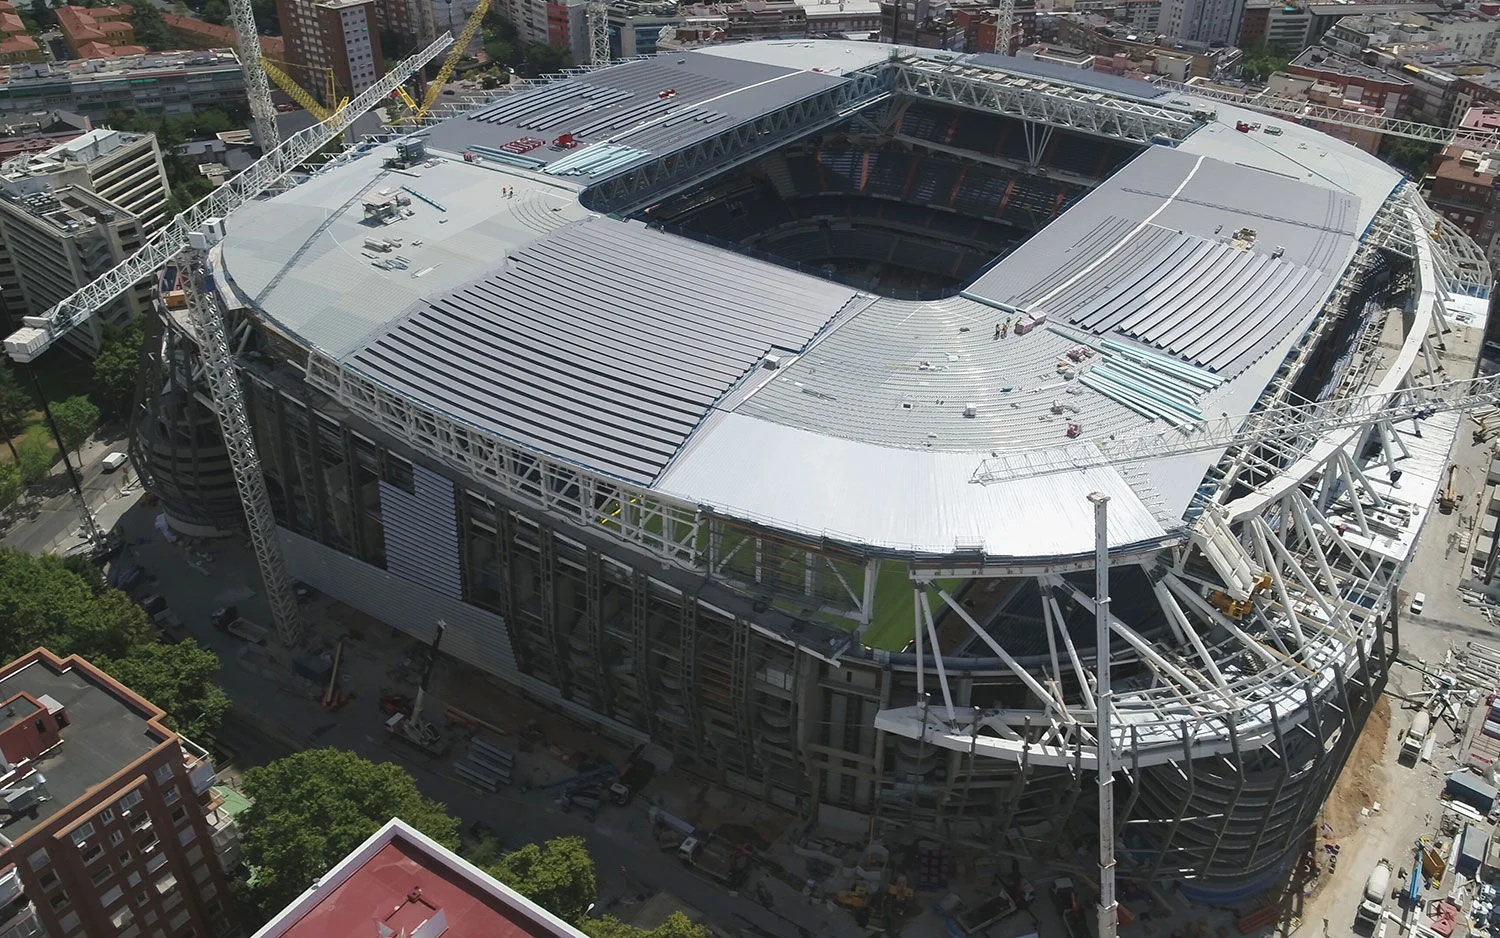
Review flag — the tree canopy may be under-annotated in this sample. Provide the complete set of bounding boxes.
[15,430,52,487]
[100,641,231,742]
[49,395,99,458]
[487,836,597,923]
[238,748,461,916]
[581,914,710,938]
[126,1,172,50]
[1239,42,1294,83]
[0,463,20,510]
[91,321,146,420]
[0,548,154,662]
[0,363,32,462]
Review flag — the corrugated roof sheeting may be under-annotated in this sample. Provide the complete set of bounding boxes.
[737,294,1146,451]
[422,52,848,180]
[345,218,858,484]
[659,411,1169,556]
[965,147,1359,376]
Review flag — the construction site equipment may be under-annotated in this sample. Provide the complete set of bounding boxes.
[834,882,870,910]
[992,0,1013,54]
[679,836,750,887]
[1052,878,1089,938]
[261,57,347,122]
[409,0,492,122]
[1401,710,1432,762]
[453,737,515,791]
[177,232,305,647]
[956,890,1019,934]
[219,616,271,645]
[1441,463,1461,513]
[1356,860,1391,925]
[386,620,451,756]
[972,371,1500,485]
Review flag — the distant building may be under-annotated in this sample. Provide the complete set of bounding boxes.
[608,0,682,56]
[277,0,386,98]
[0,50,247,121]
[1428,107,1500,268]
[161,12,286,57]
[1288,47,1411,115]
[56,5,147,58]
[879,0,965,49]
[0,648,240,938]
[0,110,92,160]
[251,818,587,938]
[0,0,41,64]
[1158,0,1241,46]
[0,128,170,351]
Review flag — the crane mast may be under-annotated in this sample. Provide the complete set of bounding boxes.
[176,227,303,648]
[229,0,279,151]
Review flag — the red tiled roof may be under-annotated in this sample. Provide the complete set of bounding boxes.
[0,11,24,33]
[0,33,37,52]
[162,12,283,55]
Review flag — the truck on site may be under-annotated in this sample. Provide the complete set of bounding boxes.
[956,890,1019,935]
[1356,859,1391,926]
[222,617,269,644]
[678,835,749,887]
[1401,711,1432,763]
[1051,878,1089,938]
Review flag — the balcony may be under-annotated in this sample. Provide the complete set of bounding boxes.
[0,868,19,910]
[0,897,43,938]
[179,736,217,795]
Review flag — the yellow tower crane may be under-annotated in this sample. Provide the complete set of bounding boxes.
[404,0,492,122]
[260,57,349,122]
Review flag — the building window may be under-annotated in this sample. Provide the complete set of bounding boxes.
[153,765,174,785]
[70,822,95,846]
[37,870,58,890]
[163,787,180,806]
[90,866,113,887]
[49,892,70,912]
[28,849,48,871]
[119,790,143,812]
[170,806,186,824]
[99,807,116,824]
[101,884,124,907]
[56,911,79,934]
[111,831,125,846]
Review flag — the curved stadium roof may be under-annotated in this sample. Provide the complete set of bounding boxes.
[217,40,1404,562]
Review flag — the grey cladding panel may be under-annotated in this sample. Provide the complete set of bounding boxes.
[280,527,519,680]
[347,218,858,483]
[380,465,462,600]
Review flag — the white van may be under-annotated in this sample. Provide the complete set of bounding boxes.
[101,452,128,472]
[1410,592,1426,615]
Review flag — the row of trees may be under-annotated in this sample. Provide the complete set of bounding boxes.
[0,547,231,741]
[237,748,708,937]
[0,360,104,512]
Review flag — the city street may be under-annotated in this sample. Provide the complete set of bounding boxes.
[3,431,138,556]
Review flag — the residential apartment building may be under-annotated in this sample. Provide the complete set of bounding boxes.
[56,5,145,59]
[0,1,41,65]
[0,129,169,353]
[1428,107,1500,269]
[1288,47,1411,115]
[0,649,240,938]
[1158,0,1242,46]
[0,111,91,161]
[3,130,170,235]
[0,51,247,121]
[251,819,587,938]
[277,0,385,98]
[608,0,683,56]
[160,13,286,57]
[0,184,146,355]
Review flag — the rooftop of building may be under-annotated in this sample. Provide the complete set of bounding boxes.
[0,47,240,85]
[0,650,166,844]
[1306,1,1443,15]
[218,40,1401,560]
[0,127,152,179]
[1434,143,1499,181]
[1291,46,1414,84]
[253,819,588,938]
[0,183,133,232]
[1463,105,1500,130]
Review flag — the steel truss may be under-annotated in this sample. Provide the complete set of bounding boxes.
[891,56,1205,145]
[874,198,1460,779]
[179,245,303,647]
[1160,79,1500,150]
[3,35,453,365]
[582,65,890,214]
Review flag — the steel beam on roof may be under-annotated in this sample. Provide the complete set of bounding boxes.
[583,65,890,214]
[1160,79,1500,149]
[891,57,1204,146]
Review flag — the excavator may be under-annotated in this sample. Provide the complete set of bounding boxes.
[1440,463,1461,514]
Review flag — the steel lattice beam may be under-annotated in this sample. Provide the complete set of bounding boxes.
[229,0,278,150]
[179,239,303,647]
[1161,79,1500,149]
[892,57,1204,145]
[3,34,453,365]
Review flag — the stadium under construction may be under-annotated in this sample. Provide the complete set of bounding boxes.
[130,41,1493,900]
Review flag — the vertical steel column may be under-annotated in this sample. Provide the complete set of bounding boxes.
[1089,492,1117,938]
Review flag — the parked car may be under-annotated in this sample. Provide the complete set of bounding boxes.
[1411,592,1426,615]
[101,452,129,472]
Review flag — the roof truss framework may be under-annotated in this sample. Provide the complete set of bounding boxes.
[890,56,1205,146]
[583,65,890,214]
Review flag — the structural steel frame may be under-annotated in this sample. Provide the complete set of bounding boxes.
[891,56,1205,145]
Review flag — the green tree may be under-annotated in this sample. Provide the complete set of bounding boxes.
[201,0,226,23]
[488,837,597,923]
[0,362,33,462]
[238,749,460,916]
[1385,138,1440,179]
[91,321,145,420]
[101,641,231,742]
[49,395,99,459]
[127,1,171,50]
[0,548,154,662]
[0,462,19,510]
[16,431,53,487]
[581,913,711,938]
[519,42,570,78]
[29,0,54,28]
[60,553,106,594]
[1239,42,1293,83]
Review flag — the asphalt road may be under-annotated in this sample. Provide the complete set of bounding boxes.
[3,435,135,555]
